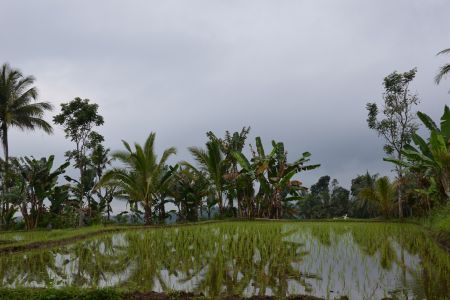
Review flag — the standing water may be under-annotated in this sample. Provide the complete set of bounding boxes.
[0,222,448,299]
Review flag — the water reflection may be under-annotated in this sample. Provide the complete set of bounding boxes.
[0,222,448,299]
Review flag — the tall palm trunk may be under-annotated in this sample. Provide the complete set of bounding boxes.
[2,124,9,166]
[1,124,9,224]
[217,191,223,214]
[144,203,152,225]
[158,200,166,224]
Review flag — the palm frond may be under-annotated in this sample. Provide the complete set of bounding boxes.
[437,48,450,56]
[435,63,450,84]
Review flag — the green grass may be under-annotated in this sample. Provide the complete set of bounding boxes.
[421,202,450,233]
[0,220,222,251]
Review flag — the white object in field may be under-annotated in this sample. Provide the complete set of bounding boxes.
[343,214,348,220]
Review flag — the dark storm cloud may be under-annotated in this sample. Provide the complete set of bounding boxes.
[1,0,449,211]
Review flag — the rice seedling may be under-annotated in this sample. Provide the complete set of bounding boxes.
[0,221,448,299]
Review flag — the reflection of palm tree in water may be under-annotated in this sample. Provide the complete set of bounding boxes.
[1,223,448,298]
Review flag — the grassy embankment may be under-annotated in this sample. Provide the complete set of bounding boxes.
[0,220,222,253]
[0,225,127,252]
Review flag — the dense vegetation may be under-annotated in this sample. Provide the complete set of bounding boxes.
[0,48,449,231]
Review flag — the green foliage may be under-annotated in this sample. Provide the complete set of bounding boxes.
[435,48,450,88]
[366,68,419,157]
[0,64,54,158]
[53,98,108,226]
[170,166,209,222]
[349,172,379,218]
[385,106,450,202]
[298,176,350,219]
[366,68,419,218]
[0,64,53,228]
[98,132,176,225]
[13,156,69,229]
[186,140,228,214]
[233,136,320,218]
[53,98,104,147]
[207,127,251,216]
[358,176,396,218]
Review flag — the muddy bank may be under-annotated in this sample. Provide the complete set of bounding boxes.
[126,291,326,300]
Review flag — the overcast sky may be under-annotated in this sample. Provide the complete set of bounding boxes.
[1,0,449,212]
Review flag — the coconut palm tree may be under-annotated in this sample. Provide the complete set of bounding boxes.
[351,172,380,218]
[358,176,396,218]
[0,63,53,165]
[435,48,450,87]
[186,140,228,214]
[98,132,176,225]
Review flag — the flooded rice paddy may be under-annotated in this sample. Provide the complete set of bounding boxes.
[0,222,448,299]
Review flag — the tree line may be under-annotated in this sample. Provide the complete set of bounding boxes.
[0,48,448,229]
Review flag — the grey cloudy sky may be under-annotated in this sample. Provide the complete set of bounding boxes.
[1,0,449,211]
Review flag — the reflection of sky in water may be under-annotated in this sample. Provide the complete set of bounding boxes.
[0,223,447,299]
[283,228,423,299]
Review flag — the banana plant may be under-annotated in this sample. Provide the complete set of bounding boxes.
[16,155,69,229]
[233,137,320,219]
[384,105,450,201]
[169,166,209,221]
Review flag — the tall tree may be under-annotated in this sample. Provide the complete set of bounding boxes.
[349,172,379,218]
[233,137,320,218]
[0,63,53,165]
[98,133,176,225]
[358,176,396,219]
[53,97,104,226]
[435,48,450,89]
[169,166,209,222]
[207,127,250,215]
[366,68,419,218]
[187,140,227,214]
[0,63,53,225]
[385,106,450,202]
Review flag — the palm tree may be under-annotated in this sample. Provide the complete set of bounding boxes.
[186,140,227,214]
[0,63,53,165]
[435,48,450,87]
[351,172,380,218]
[98,133,176,225]
[358,176,396,218]
[207,127,251,215]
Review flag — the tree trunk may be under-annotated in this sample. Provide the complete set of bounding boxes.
[1,125,9,225]
[78,208,84,227]
[217,192,223,215]
[159,201,166,224]
[397,162,403,219]
[441,172,450,200]
[2,124,9,168]
[144,204,152,225]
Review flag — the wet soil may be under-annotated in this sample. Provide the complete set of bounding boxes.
[126,291,326,300]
